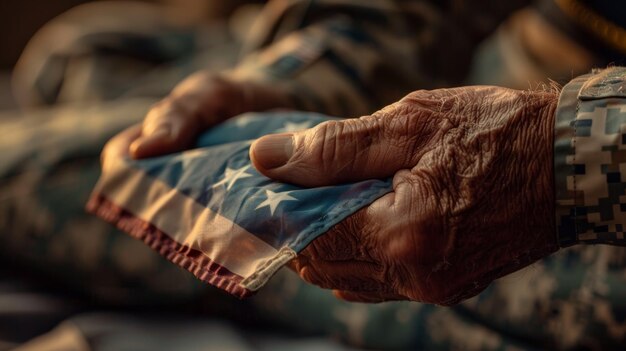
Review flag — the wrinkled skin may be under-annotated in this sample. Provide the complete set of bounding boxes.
[125,70,294,159]
[250,86,560,305]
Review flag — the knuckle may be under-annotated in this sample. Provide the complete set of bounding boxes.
[145,100,167,120]
[401,89,445,106]
[293,120,346,176]
[302,117,380,172]
[145,99,178,123]
[372,100,441,163]
[308,120,344,157]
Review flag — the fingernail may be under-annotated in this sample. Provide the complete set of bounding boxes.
[252,133,293,170]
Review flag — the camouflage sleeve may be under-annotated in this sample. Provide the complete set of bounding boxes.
[227,0,530,117]
[555,67,626,246]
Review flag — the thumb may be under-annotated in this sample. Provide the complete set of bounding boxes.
[250,115,416,187]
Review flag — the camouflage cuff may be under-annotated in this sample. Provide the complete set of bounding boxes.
[555,67,626,247]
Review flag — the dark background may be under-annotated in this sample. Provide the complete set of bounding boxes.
[0,0,255,69]
[0,0,95,69]
[0,0,257,109]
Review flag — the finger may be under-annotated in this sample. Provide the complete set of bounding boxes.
[293,257,387,293]
[289,191,399,290]
[249,112,421,187]
[297,190,397,263]
[299,207,375,262]
[332,290,405,303]
[101,124,142,171]
[130,100,200,159]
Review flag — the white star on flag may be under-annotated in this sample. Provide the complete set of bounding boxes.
[256,190,298,216]
[277,121,312,133]
[212,165,253,190]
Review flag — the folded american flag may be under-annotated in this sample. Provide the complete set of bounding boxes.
[87,112,392,298]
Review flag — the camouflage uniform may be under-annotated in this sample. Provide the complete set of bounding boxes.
[555,67,626,246]
[2,1,626,350]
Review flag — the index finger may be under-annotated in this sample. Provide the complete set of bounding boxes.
[101,124,142,172]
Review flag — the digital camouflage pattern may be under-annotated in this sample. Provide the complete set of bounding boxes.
[555,67,626,246]
[1,0,626,350]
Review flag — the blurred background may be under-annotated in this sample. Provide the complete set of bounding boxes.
[1,2,66,109]
[1,1,126,110]
[0,1,94,70]
[1,1,110,109]
[0,0,256,110]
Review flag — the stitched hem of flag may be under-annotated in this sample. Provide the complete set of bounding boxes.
[86,193,254,299]
[240,246,296,290]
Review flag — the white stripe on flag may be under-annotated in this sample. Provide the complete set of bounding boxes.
[94,158,279,279]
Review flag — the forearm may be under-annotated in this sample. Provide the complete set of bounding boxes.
[227,0,531,117]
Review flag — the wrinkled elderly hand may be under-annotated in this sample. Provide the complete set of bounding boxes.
[126,71,293,159]
[250,86,560,305]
